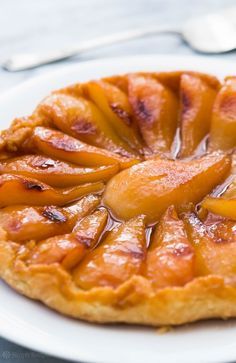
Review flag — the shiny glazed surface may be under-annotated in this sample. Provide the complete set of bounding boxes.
[1,69,236,293]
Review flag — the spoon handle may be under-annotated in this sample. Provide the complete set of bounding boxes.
[2,26,180,72]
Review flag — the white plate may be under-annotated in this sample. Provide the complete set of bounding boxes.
[0,55,236,363]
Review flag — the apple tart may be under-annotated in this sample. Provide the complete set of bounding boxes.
[1,71,236,326]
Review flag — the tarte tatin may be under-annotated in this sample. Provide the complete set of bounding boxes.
[1,71,236,326]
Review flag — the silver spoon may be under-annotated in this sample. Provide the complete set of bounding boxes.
[2,6,236,72]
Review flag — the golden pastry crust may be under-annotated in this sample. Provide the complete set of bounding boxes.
[1,237,236,326]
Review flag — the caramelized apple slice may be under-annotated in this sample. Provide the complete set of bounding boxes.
[0,155,119,187]
[30,127,138,169]
[62,208,108,269]
[103,75,129,93]
[105,71,220,95]
[104,152,231,223]
[146,206,194,288]
[54,82,84,98]
[0,174,104,207]
[73,216,146,289]
[179,74,217,157]
[222,178,236,198]
[185,212,236,276]
[0,194,100,242]
[128,74,178,153]
[153,71,220,93]
[201,197,236,220]
[35,93,135,156]
[85,80,143,151]
[27,209,108,269]
[201,175,236,220]
[209,77,236,151]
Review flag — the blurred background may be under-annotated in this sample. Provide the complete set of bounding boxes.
[1,0,236,92]
[0,0,235,362]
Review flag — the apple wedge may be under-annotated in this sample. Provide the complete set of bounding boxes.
[105,71,220,95]
[184,212,236,276]
[62,208,108,270]
[209,77,236,151]
[85,80,143,151]
[104,152,231,223]
[146,206,194,288]
[73,215,146,289]
[103,75,129,93]
[0,194,100,242]
[153,71,220,93]
[201,174,236,220]
[128,74,178,153]
[35,93,135,156]
[30,127,139,169]
[0,155,119,187]
[27,209,108,269]
[179,74,217,157]
[0,174,104,207]
[201,197,236,221]
[200,171,236,220]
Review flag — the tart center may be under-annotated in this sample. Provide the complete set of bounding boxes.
[103,153,231,223]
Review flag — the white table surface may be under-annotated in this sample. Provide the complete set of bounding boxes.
[0,0,236,361]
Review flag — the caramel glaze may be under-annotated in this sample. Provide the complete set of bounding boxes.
[99,131,233,245]
[0,72,234,270]
[0,129,232,255]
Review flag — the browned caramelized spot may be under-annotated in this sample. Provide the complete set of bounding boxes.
[128,249,146,260]
[8,219,22,232]
[181,91,192,115]
[75,234,94,248]
[110,103,132,126]
[23,181,45,191]
[51,137,78,152]
[136,100,153,125]
[42,207,67,223]
[220,96,236,119]
[71,120,97,135]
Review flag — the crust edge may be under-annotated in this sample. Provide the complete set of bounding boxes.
[1,239,236,326]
